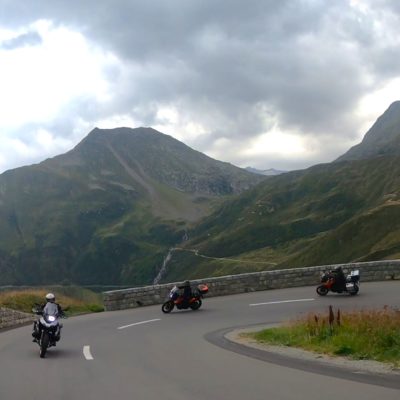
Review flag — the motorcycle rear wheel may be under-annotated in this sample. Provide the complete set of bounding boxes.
[190,299,202,310]
[316,285,329,296]
[161,301,174,313]
[40,332,49,358]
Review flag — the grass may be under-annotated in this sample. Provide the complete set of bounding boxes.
[250,306,400,367]
[0,287,104,315]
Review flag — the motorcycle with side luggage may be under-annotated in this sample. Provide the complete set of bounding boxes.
[316,269,360,296]
[162,284,209,313]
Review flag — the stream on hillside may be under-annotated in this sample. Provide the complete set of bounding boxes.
[153,230,188,284]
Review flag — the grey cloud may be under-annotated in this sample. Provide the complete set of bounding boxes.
[0,31,42,50]
[1,0,400,171]
[377,0,400,14]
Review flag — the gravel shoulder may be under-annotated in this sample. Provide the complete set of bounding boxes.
[225,325,400,377]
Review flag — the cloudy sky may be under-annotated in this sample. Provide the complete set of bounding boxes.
[1,0,400,173]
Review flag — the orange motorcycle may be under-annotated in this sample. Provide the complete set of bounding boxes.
[162,284,208,313]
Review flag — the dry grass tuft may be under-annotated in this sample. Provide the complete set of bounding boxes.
[253,306,400,366]
[0,288,103,315]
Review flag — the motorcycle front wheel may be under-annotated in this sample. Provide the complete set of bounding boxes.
[190,299,202,310]
[316,285,329,296]
[161,301,174,313]
[40,332,49,358]
[349,284,359,296]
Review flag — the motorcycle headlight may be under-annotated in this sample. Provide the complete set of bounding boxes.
[47,316,56,322]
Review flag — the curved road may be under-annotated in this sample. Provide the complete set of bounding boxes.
[1,281,399,399]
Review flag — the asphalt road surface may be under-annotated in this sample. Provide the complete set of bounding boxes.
[1,281,399,400]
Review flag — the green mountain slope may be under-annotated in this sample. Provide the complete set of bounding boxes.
[161,103,400,281]
[0,127,263,285]
[163,159,400,280]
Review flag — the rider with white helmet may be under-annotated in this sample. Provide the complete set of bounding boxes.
[43,293,62,316]
[32,293,65,343]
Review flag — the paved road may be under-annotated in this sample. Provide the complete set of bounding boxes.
[1,281,399,399]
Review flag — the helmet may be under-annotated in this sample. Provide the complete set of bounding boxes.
[45,293,55,302]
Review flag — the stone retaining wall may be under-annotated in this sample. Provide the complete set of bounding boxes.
[0,307,35,330]
[103,260,400,311]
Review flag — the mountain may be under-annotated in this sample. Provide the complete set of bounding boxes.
[245,167,287,176]
[3,101,400,286]
[160,102,400,281]
[0,127,264,286]
[337,101,400,161]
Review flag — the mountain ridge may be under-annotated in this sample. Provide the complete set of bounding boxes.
[337,101,400,162]
[245,167,287,176]
[0,127,264,286]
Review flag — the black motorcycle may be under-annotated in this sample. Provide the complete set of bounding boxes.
[32,304,66,358]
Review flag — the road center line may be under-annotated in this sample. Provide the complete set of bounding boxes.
[250,298,315,306]
[83,345,94,360]
[117,318,161,330]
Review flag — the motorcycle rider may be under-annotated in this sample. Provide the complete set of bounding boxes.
[330,266,346,292]
[32,293,64,343]
[178,280,192,307]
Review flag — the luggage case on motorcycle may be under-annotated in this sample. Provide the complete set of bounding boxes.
[198,284,208,294]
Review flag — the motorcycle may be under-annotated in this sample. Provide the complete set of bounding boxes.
[162,284,209,313]
[32,304,65,358]
[316,269,360,296]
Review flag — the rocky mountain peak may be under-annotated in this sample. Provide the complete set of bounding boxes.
[337,101,400,162]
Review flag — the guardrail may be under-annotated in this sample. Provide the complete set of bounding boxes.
[103,260,400,311]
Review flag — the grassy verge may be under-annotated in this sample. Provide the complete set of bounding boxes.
[0,287,104,316]
[250,306,400,367]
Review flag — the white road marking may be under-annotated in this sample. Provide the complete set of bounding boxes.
[250,298,315,306]
[83,345,94,360]
[117,318,161,330]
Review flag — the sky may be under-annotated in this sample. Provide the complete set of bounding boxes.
[1,0,400,174]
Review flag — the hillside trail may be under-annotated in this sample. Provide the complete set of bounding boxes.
[172,248,278,265]
[153,245,277,284]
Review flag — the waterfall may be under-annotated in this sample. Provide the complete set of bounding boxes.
[153,230,188,285]
[153,249,173,285]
